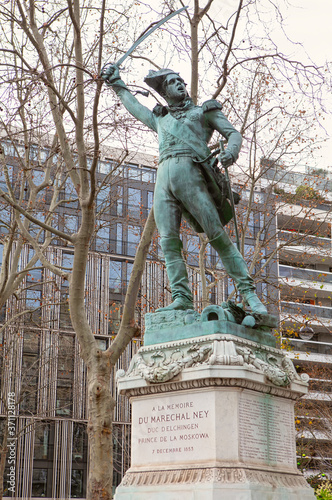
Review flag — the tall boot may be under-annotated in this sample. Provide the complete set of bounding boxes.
[210,232,267,315]
[156,237,194,312]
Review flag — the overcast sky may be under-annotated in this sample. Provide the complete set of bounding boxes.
[272,0,332,168]
[281,0,332,66]
[216,0,332,168]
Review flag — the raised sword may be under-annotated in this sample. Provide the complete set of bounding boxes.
[101,6,188,78]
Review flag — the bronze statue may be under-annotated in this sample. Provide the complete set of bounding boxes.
[102,66,267,315]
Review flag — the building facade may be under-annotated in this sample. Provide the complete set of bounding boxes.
[262,159,332,479]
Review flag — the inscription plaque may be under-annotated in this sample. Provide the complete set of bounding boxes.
[239,391,296,467]
[131,391,215,467]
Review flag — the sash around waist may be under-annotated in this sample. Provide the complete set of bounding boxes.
[159,150,196,164]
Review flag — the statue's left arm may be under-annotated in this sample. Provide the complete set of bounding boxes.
[203,100,242,167]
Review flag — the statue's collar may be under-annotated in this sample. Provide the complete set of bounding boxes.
[153,97,195,117]
[166,97,194,113]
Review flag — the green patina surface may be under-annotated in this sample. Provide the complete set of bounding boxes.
[143,314,277,348]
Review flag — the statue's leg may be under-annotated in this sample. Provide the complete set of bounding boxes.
[209,232,267,315]
[153,160,193,312]
[172,160,267,315]
[156,237,194,311]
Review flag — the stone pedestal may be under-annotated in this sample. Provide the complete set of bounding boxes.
[114,310,315,500]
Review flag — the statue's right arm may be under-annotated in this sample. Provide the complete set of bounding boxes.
[101,65,157,133]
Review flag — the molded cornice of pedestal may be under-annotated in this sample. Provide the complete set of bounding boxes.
[117,333,309,399]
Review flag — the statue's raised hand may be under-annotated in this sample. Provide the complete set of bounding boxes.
[101,64,120,86]
[218,150,234,168]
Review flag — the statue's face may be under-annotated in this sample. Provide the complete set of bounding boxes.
[163,74,187,103]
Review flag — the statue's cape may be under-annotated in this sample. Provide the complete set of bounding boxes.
[157,112,235,232]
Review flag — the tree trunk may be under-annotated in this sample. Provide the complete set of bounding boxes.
[87,352,115,500]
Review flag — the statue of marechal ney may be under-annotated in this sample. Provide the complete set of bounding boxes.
[101,14,267,317]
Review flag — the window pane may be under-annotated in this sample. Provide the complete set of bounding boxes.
[95,225,110,252]
[29,145,39,162]
[57,335,74,374]
[23,331,40,354]
[127,165,140,180]
[97,185,109,209]
[62,252,74,271]
[147,191,153,209]
[244,244,254,265]
[72,423,87,464]
[20,379,38,413]
[0,164,13,191]
[26,265,42,282]
[32,170,44,185]
[26,290,42,310]
[109,302,121,335]
[56,335,74,416]
[56,384,72,416]
[126,262,133,288]
[21,333,40,414]
[128,188,141,218]
[64,215,78,233]
[142,169,154,183]
[32,469,48,497]
[59,292,71,329]
[98,160,112,174]
[34,423,50,460]
[186,235,199,266]
[116,186,123,216]
[109,261,122,292]
[27,250,43,282]
[71,470,84,498]
[1,141,14,156]
[30,212,45,240]
[0,207,11,235]
[40,148,49,163]
[116,224,122,254]
[64,177,76,198]
[127,226,140,257]
[215,256,223,269]
[227,278,235,299]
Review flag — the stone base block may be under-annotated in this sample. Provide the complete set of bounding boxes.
[114,468,314,500]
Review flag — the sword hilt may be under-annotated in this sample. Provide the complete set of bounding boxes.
[219,139,227,168]
[100,62,119,78]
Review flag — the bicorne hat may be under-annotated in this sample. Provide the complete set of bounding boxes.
[144,68,180,95]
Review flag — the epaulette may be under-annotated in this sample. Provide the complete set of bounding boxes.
[202,99,222,113]
[153,104,168,117]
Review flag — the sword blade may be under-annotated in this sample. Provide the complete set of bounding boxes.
[115,6,188,67]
